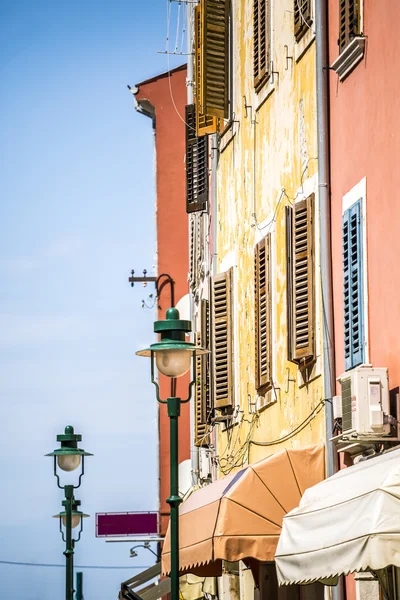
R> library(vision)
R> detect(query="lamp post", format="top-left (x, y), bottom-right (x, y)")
top-left (46, 426), bottom-right (92, 600)
top-left (136, 308), bottom-right (208, 600)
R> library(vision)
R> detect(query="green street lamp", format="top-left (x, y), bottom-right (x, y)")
top-left (136, 308), bottom-right (208, 600)
top-left (46, 426), bottom-right (92, 600)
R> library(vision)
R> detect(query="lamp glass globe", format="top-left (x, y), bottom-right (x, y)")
top-left (62, 514), bottom-right (81, 529)
top-left (155, 349), bottom-right (191, 378)
top-left (57, 454), bottom-right (81, 472)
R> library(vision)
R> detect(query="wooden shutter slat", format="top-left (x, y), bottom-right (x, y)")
top-left (201, 0), bottom-right (229, 119)
top-left (339, 0), bottom-right (361, 51)
top-left (254, 0), bottom-right (271, 89)
top-left (254, 235), bottom-right (272, 391)
top-left (186, 104), bottom-right (209, 213)
top-left (343, 201), bottom-right (364, 370)
top-left (294, 0), bottom-right (312, 42)
top-left (195, 6), bottom-right (218, 137)
top-left (292, 195), bottom-right (314, 362)
top-left (253, 0), bottom-right (271, 89)
top-left (195, 299), bottom-right (213, 446)
top-left (211, 269), bottom-right (234, 409)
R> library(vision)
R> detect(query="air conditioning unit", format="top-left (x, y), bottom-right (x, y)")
top-left (338, 366), bottom-right (390, 437)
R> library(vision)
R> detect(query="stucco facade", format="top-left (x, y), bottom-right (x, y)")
top-left (134, 65), bottom-right (190, 539)
top-left (209, 0), bottom-right (326, 472)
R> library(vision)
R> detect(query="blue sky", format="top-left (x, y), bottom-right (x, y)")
top-left (0, 0), bottom-right (185, 597)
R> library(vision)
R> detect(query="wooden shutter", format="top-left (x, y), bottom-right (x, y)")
top-left (343, 200), bottom-right (364, 370)
top-left (195, 299), bottom-right (213, 446)
top-left (201, 0), bottom-right (229, 119)
top-left (292, 195), bottom-right (314, 362)
top-left (186, 104), bottom-right (209, 213)
top-left (195, 6), bottom-right (218, 137)
top-left (294, 0), bottom-right (312, 43)
top-left (254, 235), bottom-right (272, 391)
top-left (254, 0), bottom-right (271, 89)
top-left (285, 206), bottom-right (294, 361)
top-left (211, 269), bottom-right (234, 409)
top-left (189, 215), bottom-right (196, 292)
top-left (339, 0), bottom-right (361, 51)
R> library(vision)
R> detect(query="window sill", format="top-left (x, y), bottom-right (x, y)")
top-left (331, 37), bottom-right (366, 82)
top-left (256, 387), bottom-right (277, 412)
top-left (220, 120), bottom-right (236, 154)
top-left (255, 75), bottom-right (276, 111)
top-left (294, 27), bottom-right (315, 63)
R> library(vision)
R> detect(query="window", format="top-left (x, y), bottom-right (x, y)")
top-left (343, 199), bottom-right (364, 370)
top-left (195, 299), bottom-right (213, 446)
top-left (211, 268), bottom-right (234, 409)
top-left (339, 0), bottom-right (361, 52)
top-left (294, 0), bottom-right (312, 43)
top-left (194, 6), bottom-right (218, 136)
top-left (201, 0), bottom-right (229, 120)
top-left (185, 104), bottom-right (209, 214)
top-left (253, 0), bottom-right (271, 90)
top-left (331, 0), bottom-right (364, 81)
top-left (286, 195), bottom-right (315, 364)
top-left (254, 235), bottom-right (272, 392)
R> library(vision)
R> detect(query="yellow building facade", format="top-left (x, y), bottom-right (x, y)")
top-left (185, 0), bottom-right (328, 596)
top-left (190, 0), bottom-right (326, 477)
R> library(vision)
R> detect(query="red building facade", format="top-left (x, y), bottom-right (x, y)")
top-left (328, 3), bottom-right (400, 599)
top-left (134, 65), bottom-right (190, 540)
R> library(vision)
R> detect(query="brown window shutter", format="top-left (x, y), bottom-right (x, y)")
top-left (185, 104), bottom-right (209, 213)
top-left (254, 235), bottom-right (272, 391)
top-left (254, 0), bottom-right (271, 90)
top-left (339, 0), bottom-right (361, 51)
top-left (285, 206), bottom-right (294, 361)
top-left (189, 216), bottom-right (196, 292)
top-left (201, 0), bottom-right (229, 119)
top-left (211, 268), bottom-right (234, 409)
top-left (292, 194), bottom-right (315, 362)
top-left (194, 299), bottom-right (212, 446)
top-left (195, 6), bottom-right (218, 137)
top-left (294, 0), bottom-right (312, 43)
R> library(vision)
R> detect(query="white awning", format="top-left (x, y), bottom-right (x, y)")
top-left (275, 446), bottom-right (400, 586)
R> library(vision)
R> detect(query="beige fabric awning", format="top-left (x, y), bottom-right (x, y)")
top-left (162, 445), bottom-right (325, 577)
top-left (275, 446), bottom-right (400, 586)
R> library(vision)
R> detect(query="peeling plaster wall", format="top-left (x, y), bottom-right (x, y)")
top-left (214, 0), bottom-right (326, 472)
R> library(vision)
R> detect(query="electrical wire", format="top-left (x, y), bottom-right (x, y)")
top-left (165, 0), bottom-right (196, 131)
top-left (248, 399), bottom-right (326, 448)
top-left (0, 560), bottom-right (148, 569)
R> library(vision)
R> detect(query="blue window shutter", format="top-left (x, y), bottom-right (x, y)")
top-left (343, 200), bottom-right (364, 370)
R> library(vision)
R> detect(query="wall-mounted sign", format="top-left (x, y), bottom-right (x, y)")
top-left (96, 511), bottom-right (158, 537)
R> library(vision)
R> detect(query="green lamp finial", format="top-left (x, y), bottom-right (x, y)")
top-left (166, 307), bottom-right (179, 320)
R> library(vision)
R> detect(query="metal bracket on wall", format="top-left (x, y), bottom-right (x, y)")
top-left (285, 367), bottom-right (296, 394)
top-left (284, 45), bottom-right (293, 70)
top-left (129, 269), bottom-right (175, 308)
top-left (270, 62), bottom-right (280, 85)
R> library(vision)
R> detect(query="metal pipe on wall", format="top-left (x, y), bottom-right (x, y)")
top-left (315, 2), bottom-right (343, 599)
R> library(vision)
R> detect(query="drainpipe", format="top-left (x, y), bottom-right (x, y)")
top-left (315, 3), bottom-right (343, 600)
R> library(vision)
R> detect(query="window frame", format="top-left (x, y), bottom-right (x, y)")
top-left (211, 268), bottom-right (235, 410)
top-left (254, 234), bottom-right (273, 394)
top-left (294, 0), bottom-right (313, 44)
top-left (194, 298), bottom-right (213, 446)
top-left (253, 0), bottom-right (271, 92)
top-left (342, 178), bottom-right (368, 372)
top-left (286, 194), bottom-right (315, 365)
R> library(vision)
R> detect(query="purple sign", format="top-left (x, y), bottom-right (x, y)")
top-left (96, 512), bottom-right (158, 537)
